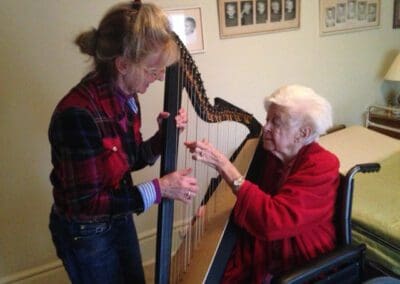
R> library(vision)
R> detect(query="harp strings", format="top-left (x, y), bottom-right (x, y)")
top-left (165, 35), bottom-right (254, 283)
top-left (169, 68), bottom-right (240, 284)
top-left (173, 112), bottom-right (244, 283)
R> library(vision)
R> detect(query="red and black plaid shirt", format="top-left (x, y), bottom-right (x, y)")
top-left (49, 72), bottom-right (161, 220)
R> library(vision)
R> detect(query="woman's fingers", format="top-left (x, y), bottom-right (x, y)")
top-left (176, 108), bottom-right (188, 131)
top-left (157, 109), bottom-right (187, 132)
top-left (157, 111), bottom-right (170, 128)
top-left (184, 140), bottom-right (222, 169)
top-left (159, 168), bottom-right (199, 203)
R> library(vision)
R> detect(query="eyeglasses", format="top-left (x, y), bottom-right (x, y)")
top-left (143, 66), bottom-right (165, 79)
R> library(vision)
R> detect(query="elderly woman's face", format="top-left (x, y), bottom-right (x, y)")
top-left (262, 104), bottom-right (302, 162)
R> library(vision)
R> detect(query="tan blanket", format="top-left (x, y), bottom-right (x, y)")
top-left (319, 125), bottom-right (400, 174)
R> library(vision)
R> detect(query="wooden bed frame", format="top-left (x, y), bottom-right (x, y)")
top-left (365, 105), bottom-right (400, 139)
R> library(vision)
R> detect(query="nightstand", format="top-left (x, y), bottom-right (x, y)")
top-left (366, 105), bottom-right (400, 139)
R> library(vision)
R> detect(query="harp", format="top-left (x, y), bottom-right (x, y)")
top-left (155, 33), bottom-right (262, 283)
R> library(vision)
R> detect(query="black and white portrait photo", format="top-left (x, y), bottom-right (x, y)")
top-left (336, 3), bottom-right (346, 23)
top-left (367, 3), bottom-right (377, 22)
top-left (271, 0), bottom-right (282, 22)
top-left (225, 2), bottom-right (238, 27)
top-left (347, 0), bottom-right (356, 20)
top-left (284, 0), bottom-right (296, 20)
top-left (325, 7), bottom-right (336, 27)
top-left (358, 1), bottom-right (367, 21)
top-left (256, 0), bottom-right (268, 24)
top-left (240, 1), bottom-right (254, 25)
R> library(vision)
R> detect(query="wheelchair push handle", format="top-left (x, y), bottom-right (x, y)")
top-left (356, 163), bottom-right (380, 173)
top-left (346, 163), bottom-right (380, 181)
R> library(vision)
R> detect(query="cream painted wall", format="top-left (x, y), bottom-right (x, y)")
top-left (0, 0), bottom-right (399, 282)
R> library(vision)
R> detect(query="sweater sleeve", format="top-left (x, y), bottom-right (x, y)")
top-left (233, 149), bottom-right (339, 241)
top-left (131, 131), bottom-right (162, 170)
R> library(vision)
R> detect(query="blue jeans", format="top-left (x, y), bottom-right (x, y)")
top-left (49, 210), bottom-right (145, 284)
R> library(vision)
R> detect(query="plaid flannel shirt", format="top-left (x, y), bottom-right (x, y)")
top-left (49, 72), bottom-right (161, 220)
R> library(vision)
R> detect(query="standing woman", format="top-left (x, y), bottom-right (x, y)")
top-left (48, 2), bottom-right (198, 284)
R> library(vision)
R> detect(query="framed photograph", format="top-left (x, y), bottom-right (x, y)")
top-left (165, 7), bottom-right (205, 54)
top-left (217, 0), bottom-right (300, 38)
top-left (394, 0), bottom-right (400, 28)
top-left (319, 0), bottom-right (381, 35)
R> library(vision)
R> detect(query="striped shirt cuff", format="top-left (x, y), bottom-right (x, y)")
top-left (137, 180), bottom-right (162, 210)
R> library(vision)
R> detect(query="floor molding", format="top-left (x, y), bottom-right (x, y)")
top-left (0, 260), bottom-right (63, 284)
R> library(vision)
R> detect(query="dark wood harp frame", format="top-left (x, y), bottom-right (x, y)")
top-left (155, 33), bottom-right (262, 283)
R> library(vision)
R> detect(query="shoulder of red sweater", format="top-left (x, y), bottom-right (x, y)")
top-left (298, 142), bottom-right (339, 168)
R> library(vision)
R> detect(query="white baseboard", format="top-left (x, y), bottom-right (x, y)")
top-left (0, 222), bottom-right (187, 283)
top-left (0, 260), bottom-right (68, 284)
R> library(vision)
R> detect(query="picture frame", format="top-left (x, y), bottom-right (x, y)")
top-left (165, 7), bottom-right (205, 54)
top-left (319, 0), bottom-right (381, 36)
top-left (217, 0), bottom-right (300, 39)
top-left (394, 0), bottom-right (400, 28)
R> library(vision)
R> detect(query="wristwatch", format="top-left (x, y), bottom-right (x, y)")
top-left (232, 175), bottom-right (244, 192)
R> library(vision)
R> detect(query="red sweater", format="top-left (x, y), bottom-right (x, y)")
top-left (222, 142), bottom-right (340, 283)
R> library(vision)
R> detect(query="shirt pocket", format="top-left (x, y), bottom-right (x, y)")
top-left (101, 137), bottom-right (129, 189)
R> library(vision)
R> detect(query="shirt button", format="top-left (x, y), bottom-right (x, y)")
top-left (112, 146), bottom-right (118, 152)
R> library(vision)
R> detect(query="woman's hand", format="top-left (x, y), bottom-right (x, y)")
top-left (175, 108), bottom-right (187, 132)
top-left (184, 139), bottom-right (229, 170)
top-left (184, 139), bottom-right (242, 194)
top-left (158, 168), bottom-right (198, 204)
top-left (157, 111), bottom-right (170, 131)
top-left (157, 108), bottom-right (187, 132)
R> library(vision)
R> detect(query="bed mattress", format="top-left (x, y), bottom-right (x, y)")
top-left (319, 126), bottom-right (400, 275)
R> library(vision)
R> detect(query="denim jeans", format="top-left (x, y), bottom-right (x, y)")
top-left (49, 210), bottom-right (145, 284)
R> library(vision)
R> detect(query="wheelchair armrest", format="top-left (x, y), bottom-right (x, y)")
top-left (272, 244), bottom-right (366, 284)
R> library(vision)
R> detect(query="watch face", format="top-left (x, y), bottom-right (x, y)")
top-left (233, 176), bottom-right (244, 188)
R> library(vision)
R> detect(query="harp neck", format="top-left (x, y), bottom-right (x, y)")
top-left (174, 33), bottom-right (260, 137)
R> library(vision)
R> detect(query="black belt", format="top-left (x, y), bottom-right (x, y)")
top-left (51, 205), bottom-right (130, 223)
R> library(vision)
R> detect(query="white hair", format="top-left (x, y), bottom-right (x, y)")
top-left (264, 84), bottom-right (333, 142)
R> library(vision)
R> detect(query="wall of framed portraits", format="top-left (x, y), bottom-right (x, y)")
top-left (0, 1), bottom-right (399, 283)
top-left (319, 0), bottom-right (381, 35)
top-left (217, 0), bottom-right (301, 38)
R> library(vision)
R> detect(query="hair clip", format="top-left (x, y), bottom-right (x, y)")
top-left (131, 0), bottom-right (141, 11)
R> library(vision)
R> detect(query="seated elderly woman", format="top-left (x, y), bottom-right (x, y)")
top-left (185, 84), bottom-right (340, 283)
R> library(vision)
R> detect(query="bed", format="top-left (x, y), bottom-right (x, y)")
top-left (319, 125), bottom-right (400, 276)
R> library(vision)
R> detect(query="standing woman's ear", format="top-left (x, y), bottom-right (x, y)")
top-left (115, 56), bottom-right (130, 75)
